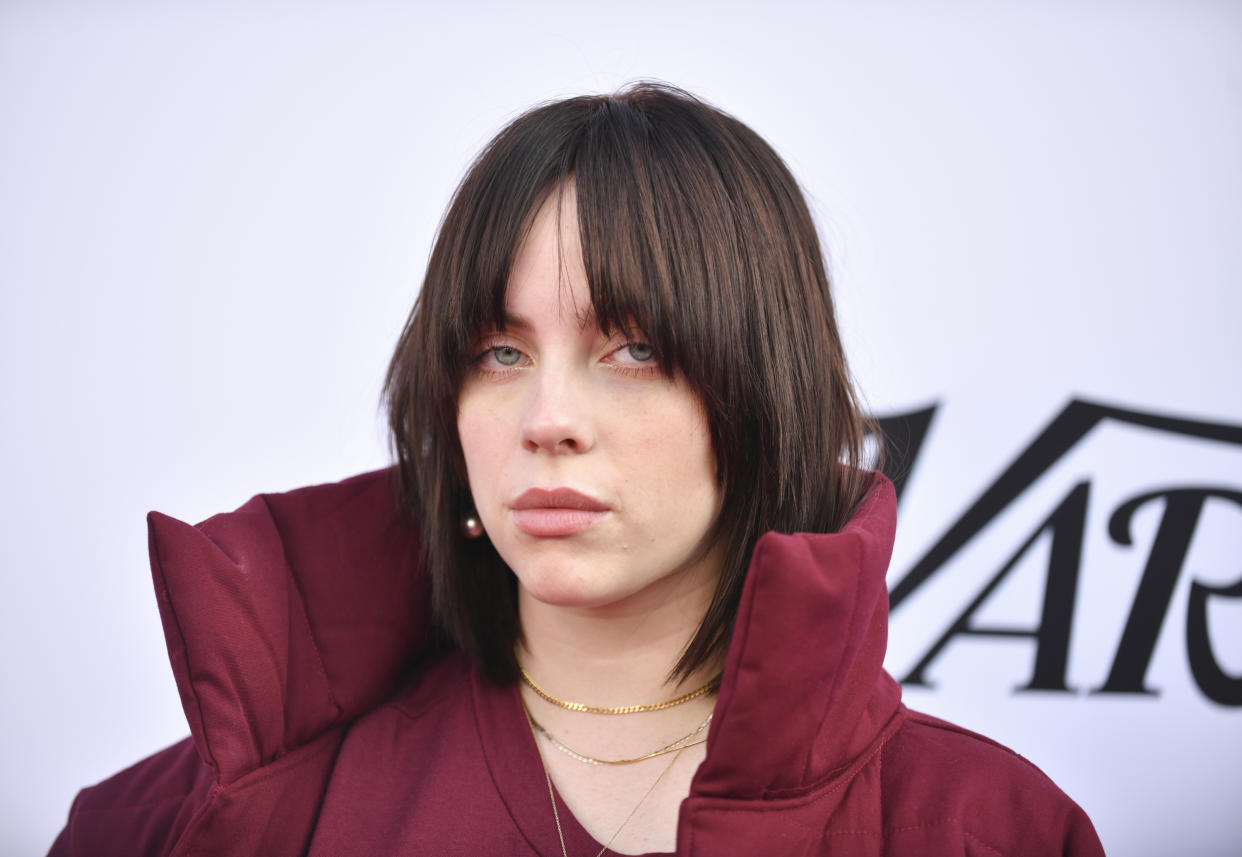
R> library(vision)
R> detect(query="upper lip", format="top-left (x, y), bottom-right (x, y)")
top-left (512, 488), bottom-right (610, 512)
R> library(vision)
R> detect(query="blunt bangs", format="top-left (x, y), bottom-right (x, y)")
top-left (386, 83), bottom-right (872, 683)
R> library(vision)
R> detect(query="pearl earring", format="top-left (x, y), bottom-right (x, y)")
top-left (461, 513), bottom-right (484, 539)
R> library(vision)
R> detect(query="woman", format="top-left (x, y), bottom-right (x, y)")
top-left (52, 84), bottom-right (1103, 856)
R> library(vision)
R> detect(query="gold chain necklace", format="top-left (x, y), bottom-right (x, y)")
top-left (519, 664), bottom-right (721, 715)
top-left (526, 706), bottom-right (687, 857)
top-left (526, 705), bottom-right (712, 766)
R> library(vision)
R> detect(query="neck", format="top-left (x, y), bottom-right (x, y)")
top-left (517, 562), bottom-right (722, 707)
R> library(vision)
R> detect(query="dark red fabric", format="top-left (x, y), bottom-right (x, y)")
top-left (49, 469), bottom-right (425, 857)
top-left (49, 469), bottom-right (1104, 857)
top-left (48, 739), bottom-right (213, 857)
top-left (147, 469), bottom-right (425, 784)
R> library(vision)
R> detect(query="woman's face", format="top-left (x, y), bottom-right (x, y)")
top-left (456, 188), bottom-right (724, 615)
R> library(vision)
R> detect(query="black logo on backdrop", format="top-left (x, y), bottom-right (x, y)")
top-left (875, 399), bottom-right (1242, 707)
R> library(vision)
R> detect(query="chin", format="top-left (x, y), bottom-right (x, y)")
top-left (512, 560), bottom-right (633, 611)
top-left (519, 573), bottom-right (611, 609)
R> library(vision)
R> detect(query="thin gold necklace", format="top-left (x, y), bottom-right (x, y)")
top-left (526, 704), bottom-right (712, 766)
top-left (519, 664), bottom-right (721, 715)
top-left (527, 706), bottom-right (686, 857)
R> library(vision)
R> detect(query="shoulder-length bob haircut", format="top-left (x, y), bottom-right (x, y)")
top-left (386, 82), bottom-right (872, 684)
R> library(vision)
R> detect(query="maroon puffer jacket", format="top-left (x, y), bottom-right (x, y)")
top-left (49, 469), bottom-right (1104, 856)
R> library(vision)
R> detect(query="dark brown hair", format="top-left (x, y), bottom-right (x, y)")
top-left (385, 82), bottom-right (872, 684)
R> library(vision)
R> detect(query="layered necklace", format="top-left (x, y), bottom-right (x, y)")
top-left (520, 664), bottom-right (720, 715)
top-left (527, 707), bottom-right (713, 766)
top-left (519, 665), bottom-right (722, 857)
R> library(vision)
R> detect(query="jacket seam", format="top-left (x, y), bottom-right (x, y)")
top-left (963, 827), bottom-right (1007, 856)
top-left (758, 703), bottom-right (904, 802)
top-left (71, 791), bottom-right (203, 814)
top-left (149, 519), bottom-right (218, 777)
top-left (684, 709), bottom-right (904, 852)
top-left (876, 720), bottom-right (883, 836)
top-left (167, 730), bottom-right (343, 857)
top-left (261, 494), bottom-right (345, 723)
top-left (903, 711), bottom-right (1052, 780)
top-left (819, 816), bottom-right (961, 836)
top-left (168, 783), bottom-right (224, 857)
top-left (803, 533), bottom-right (866, 786)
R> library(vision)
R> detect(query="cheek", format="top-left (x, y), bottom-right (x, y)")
top-left (635, 399), bottom-right (719, 515)
top-left (456, 396), bottom-right (499, 495)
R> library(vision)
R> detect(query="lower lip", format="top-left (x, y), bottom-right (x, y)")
top-left (512, 508), bottom-right (608, 537)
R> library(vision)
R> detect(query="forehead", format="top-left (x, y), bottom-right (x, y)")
top-left (463, 171), bottom-right (664, 353)
top-left (500, 185), bottom-right (599, 333)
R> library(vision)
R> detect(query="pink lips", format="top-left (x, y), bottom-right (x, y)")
top-left (511, 488), bottom-right (610, 537)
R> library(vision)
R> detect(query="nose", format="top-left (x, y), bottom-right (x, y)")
top-left (520, 365), bottom-right (595, 455)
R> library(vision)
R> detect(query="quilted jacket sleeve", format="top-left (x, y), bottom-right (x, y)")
top-left (48, 739), bottom-right (214, 857)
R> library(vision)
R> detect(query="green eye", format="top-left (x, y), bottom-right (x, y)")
top-left (494, 347), bottom-right (522, 366)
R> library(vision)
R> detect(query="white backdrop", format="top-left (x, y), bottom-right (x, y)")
top-left (3, 2), bottom-right (1240, 854)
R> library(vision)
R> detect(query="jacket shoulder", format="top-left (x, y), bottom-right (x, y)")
top-left (50, 729), bottom-right (347, 857)
top-left (48, 739), bottom-right (213, 857)
top-left (880, 709), bottom-right (1104, 856)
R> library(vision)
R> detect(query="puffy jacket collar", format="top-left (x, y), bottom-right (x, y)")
top-left (146, 469), bottom-right (425, 785)
top-left (147, 468), bottom-right (898, 795)
top-left (692, 474), bottom-right (902, 798)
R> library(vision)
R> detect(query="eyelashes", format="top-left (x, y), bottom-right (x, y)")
top-left (615, 342), bottom-right (655, 365)
top-left (469, 343), bottom-right (531, 375)
top-left (486, 345), bottom-right (526, 368)
top-left (468, 337), bottom-right (659, 379)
